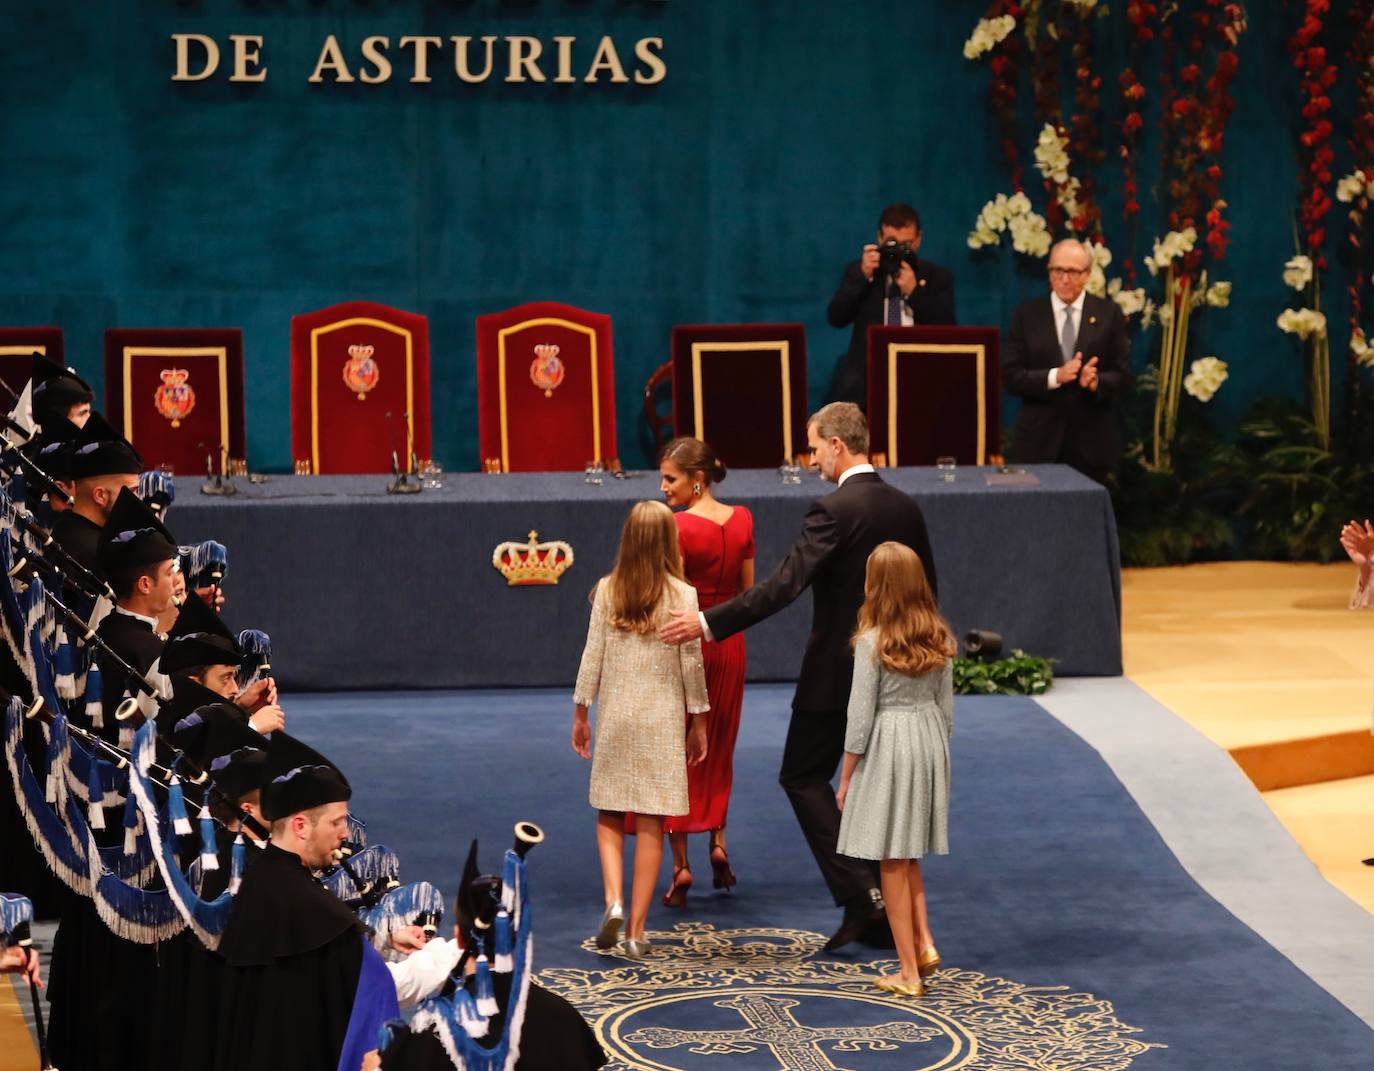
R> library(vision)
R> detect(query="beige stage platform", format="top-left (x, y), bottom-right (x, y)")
top-left (1123, 561), bottom-right (1374, 915)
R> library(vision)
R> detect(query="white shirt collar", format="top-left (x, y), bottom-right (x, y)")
top-left (114, 605), bottom-right (160, 630)
top-left (837, 463), bottom-right (876, 487)
top-left (1051, 290), bottom-right (1086, 316)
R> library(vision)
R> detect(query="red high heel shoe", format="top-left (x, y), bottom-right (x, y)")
top-left (710, 845), bottom-right (737, 891)
top-left (662, 866), bottom-right (693, 908)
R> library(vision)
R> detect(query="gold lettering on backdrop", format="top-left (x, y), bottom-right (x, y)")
top-left (308, 35), bottom-right (355, 83)
top-left (634, 37), bottom-right (666, 84)
top-left (584, 36), bottom-right (629, 84)
top-left (229, 35), bottom-right (267, 82)
top-left (506, 37), bottom-right (546, 83)
top-left (452, 35), bottom-right (498, 83)
top-left (552, 36), bottom-right (576, 83)
top-left (170, 32), bottom-right (667, 86)
top-left (360, 37), bottom-right (392, 83)
top-left (171, 34), bottom-right (220, 81)
top-left (399, 36), bottom-right (443, 83)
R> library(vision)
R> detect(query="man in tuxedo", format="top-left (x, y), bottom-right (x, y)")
top-left (1003, 238), bottom-right (1132, 483)
top-left (661, 402), bottom-right (937, 951)
top-left (826, 203), bottom-right (957, 408)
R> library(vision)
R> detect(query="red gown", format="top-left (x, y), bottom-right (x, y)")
top-left (665, 506), bottom-right (754, 834)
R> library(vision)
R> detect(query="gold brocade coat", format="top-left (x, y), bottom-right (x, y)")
top-left (574, 576), bottom-right (710, 816)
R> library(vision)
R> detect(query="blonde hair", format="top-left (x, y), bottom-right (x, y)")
top-left (604, 500), bottom-right (684, 634)
top-left (853, 542), bottom-right (955, 675)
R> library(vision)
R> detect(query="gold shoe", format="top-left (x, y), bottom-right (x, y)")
top-left (918, 945), bottom-right (941, 979)
top-left (876, 975), bottom-right (924, 997)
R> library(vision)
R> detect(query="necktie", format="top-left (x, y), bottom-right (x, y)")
top-left (1060, 305), bottom-right (1077, 363)
top-left (886, 281), bottom-right (903, 326)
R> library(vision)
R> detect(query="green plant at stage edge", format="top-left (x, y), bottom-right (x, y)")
top-left (953, 651), bottom-right (1054, 696)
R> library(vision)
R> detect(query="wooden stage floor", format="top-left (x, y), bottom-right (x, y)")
top-left (1122, 561), bottom-right (1374, 915)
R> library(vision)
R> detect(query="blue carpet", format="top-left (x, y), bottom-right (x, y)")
top-left (289, 686), bottom-right (1371, 1069)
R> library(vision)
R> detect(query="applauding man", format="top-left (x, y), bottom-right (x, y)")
top-left (1003, 238), bottom-right (1132, 484)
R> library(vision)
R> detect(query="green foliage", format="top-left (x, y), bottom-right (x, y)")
top-left (1229, 397), bottom-right (1374, 562)
top-left (953, 651), bottom-right (1055, 696)
top-left (1111, 373), bottom-right (1245, 566)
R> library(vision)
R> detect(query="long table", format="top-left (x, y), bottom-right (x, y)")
top-left (170, 466), bottom-right (1121, 691)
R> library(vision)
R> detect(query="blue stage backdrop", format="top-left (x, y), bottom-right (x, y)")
top-left (0, 2), bottom-right (1310, 471)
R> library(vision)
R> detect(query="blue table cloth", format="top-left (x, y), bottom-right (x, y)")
top-left (169, 465), bottom-right (1121, 691)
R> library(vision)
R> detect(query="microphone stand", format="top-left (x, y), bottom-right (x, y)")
top-left (199, 442), bottom-right (237, 497)
top-left (385, 412), bottom-right (421, 495)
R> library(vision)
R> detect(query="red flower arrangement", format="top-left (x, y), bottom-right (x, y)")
top-left (1290, 0), bottom-right (1338, 267)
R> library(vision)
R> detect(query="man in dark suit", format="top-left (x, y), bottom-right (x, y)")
top-left (661, 402), bottom-right (937, 951)
top-left (826, 203), bottom-right (957, 408)
top-left (1003, 238), bottom-right (1133, 483)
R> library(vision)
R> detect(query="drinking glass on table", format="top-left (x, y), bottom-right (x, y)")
top-left (584, 460), bottom-right (605, 486)
top-left (936, 456), bottom-right (957, 482)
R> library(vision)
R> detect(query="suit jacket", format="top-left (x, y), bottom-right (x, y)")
top-left (826, 258), bottom-right (957, 406)
top-left (704, 472), bottom-right (937, 713)
top-left (94, 610), bottom-right (165, 739)
top-left (1003, 293), bottom-right (1132, 472)
top-left (51, 511), bottom-right (104, 576)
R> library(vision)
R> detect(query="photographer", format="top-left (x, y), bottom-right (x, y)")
top-left (826, 203), bottom-right (957, 407)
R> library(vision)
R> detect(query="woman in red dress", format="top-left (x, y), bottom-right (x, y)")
top-left (658, 437), bottom-right (754, 906)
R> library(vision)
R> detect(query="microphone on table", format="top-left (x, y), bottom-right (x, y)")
top-left (199, 441), bottom-right (237, 497)
top-left (385, 411), bottom-right (421, 495)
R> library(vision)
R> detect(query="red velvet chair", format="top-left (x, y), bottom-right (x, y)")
top-left (0, 327), bottom-right (65, 404)
top-left (475, 302), bottom-right (617, 473)
top-left (867, 325), bottom-right (1001, 466)
top-left (103, 328), bottom-right (246, 474)
top-left (670, 323), bottom-right (809, 469)
top-left (290, 302), bottom-right (432, 475)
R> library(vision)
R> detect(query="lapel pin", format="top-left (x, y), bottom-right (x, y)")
top-left (919, 278), bottom-right (927, 287)
top-left (1088, 315), bottom-right (1097, 324)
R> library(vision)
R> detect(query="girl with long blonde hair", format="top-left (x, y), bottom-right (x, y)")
top-left (572, 500), bottom-right (710, 958)
top-left (835, 541), bottom-right (955, 997)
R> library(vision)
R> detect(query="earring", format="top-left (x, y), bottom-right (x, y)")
top-left (692, 482), bottom-right (702, 497)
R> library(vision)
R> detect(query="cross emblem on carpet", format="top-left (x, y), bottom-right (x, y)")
top-left (538, 922), bottom-right (1165, 1070)
top-left (624, 992), bottom-right (938, 1070)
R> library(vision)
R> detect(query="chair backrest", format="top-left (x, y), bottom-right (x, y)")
top-left (643, 361), bottom-right (673, 456)
top-left (0, 327), bottom-right (65, 405)
top-left (866, 325), bottom-right (1001, 466)
top-left (475, 302), bottom-right (617, 473)
top-left (670, 323), bottom-right (809, 469)
top-left (290, 302), bottom-right (432, 475)
top-left (103, 328), bottom-right (246, 475)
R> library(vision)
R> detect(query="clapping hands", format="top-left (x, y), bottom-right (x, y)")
top-left (1340, 519), bottom-right (1374, 567)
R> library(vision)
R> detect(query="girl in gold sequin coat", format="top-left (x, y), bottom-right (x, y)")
top-left (572, 501), bottom-right (710, 957)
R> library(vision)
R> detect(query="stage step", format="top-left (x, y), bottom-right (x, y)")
top-left (1231, 730), bottom-right (1374, 792)
top-left (1263, 773), bottom-right (1374, 915)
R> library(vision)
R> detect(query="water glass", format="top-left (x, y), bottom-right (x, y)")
top-left (584, 460), bottom-right (605, 486)
top-left (421, 460), bottom-right (444, 490)
top-left (936, 456), bottom-right (957, 482)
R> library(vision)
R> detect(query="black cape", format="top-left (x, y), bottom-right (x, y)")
top-left (381, 977), bottom-right (606, 1071)
top-left (51, 510), bottom-right (104, 576)
top-left (215, 843), bottom-right (366, 1071)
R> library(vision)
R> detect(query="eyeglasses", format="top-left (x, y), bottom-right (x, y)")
top-left (1048, 267), bottom-right (1089, 277)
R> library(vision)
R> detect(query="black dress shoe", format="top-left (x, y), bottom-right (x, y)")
top-left (824, 889), bottom-right (886, 953)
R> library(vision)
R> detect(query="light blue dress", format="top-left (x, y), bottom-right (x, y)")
top-left (836, 630), bottom-right (953, 860)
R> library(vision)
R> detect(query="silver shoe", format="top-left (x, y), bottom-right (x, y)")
top-left (622, 937), bottom-right (652, 960)
top-left (595, 902), bottom-right (624, 950)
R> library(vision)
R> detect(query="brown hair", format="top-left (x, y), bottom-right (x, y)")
top-left (879, 203), bottom-right (921, 233)
top-left (853, 542), bottom-right (955, 675)
top-left (659, 436), bottom-right (728, 485)
top-left (808, 402), bottom-right (869, 455)
top-left (604, 500), bottom-right (684, 634)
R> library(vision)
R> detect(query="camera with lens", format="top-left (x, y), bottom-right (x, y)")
top-left (877, 238), bottom-right (917, 278)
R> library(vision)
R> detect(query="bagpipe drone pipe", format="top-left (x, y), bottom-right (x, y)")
top-left (384, 823), bottom-right (544, 1071)
top-left (1, 892), bottom-right (55, 1071)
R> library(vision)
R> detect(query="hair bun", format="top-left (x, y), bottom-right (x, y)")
top-left (712, 458), bottom-right (728, 484)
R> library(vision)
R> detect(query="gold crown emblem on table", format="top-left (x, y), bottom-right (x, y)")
top-left (491, 530), bottom-right (574, 586)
